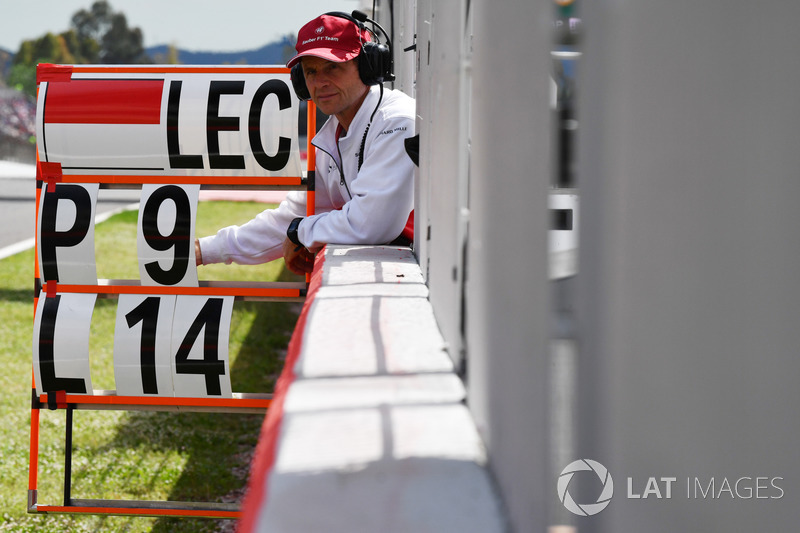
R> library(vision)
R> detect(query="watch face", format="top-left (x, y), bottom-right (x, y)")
top-left (288, 217), bottom-right (303, 245)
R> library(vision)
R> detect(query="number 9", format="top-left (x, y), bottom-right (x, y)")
top-left (138, 184), bottom-right (199, 287)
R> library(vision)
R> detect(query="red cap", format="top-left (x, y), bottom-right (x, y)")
top-left (286, 13), bottom-right (371, 68)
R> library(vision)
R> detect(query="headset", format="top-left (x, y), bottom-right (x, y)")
top-left (290, 10), bottom-right (395, 101)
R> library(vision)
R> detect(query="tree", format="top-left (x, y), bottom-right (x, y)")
top-left (72, 1), bottom-right (150, 64)
top-left (60, 29), bottom-right (98, 63)
top-left (100, 13), bottom-right (148, 63)
top-left (15, 33), bottom-right (77, 65)
top-left (9, 33), bottom-right (79, 94)
top-left (8, 1), bottom-right (151, 95)
top-left (7, 64), bottom-right (36, 95)
top-left (71, 0), bottom-right (111, 61)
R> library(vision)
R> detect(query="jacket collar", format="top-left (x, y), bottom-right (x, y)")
top-left (312, 85), bottom-right (383, 156)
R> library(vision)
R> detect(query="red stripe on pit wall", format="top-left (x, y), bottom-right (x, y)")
top-left (45, 79), bottom-right (164, 124)
top-left (237, 248), bottom-right (326, 533)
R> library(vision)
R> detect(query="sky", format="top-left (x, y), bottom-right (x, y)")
top-left (0, 0), bottom-right (364, 53)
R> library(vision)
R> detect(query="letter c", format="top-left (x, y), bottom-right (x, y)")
top-left (249, 79), bottom-right (292, 171)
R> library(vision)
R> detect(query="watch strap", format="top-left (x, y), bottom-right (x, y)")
top-left (287, 217), bottom-right (303, 246)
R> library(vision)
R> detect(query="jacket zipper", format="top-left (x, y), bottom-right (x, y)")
top-left (314, 144), bottom-right (352, 200)
top-left (335, 143), bottom-right (352, 199)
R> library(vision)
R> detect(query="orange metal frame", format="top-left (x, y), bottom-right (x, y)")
top-left (49, 174), bottom-right (305, 187)
top-left (46, 282), bottom-right (305, 299)
top-left (28, 65), bottom-right (317, 519)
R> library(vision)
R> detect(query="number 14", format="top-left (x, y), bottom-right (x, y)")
top-left (114, 294), bottom-right (234, 398)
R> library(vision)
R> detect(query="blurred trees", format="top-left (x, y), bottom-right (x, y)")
top-left (8, 1), bottom-right (150, 96)
top-left (72, 1), bottom-right (149, 64)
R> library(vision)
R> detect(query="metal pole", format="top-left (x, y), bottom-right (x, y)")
top-left (63, 406), bottom-right (74, 506)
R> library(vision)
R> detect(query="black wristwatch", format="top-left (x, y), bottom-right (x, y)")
top-left (287, 217), bottom-right (303, 246)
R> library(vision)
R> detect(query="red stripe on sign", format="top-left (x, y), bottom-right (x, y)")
top-left (45, 79), bottom-right (164, 124)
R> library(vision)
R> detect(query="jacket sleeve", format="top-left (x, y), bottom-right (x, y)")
top-left (198, 191), bottom-right (307, 265)
top-left (298, 115), bottom-right (415, 250)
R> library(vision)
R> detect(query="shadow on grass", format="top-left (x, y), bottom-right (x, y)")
top-left (70, 266), bottom-right (302, 533)
top-left (0, 287), bottom-right (35, 303)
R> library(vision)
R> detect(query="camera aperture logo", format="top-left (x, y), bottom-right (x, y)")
top-left (558, 459), bottom-right (614, 516)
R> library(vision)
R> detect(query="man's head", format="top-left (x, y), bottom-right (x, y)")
top-left (287, 13), bottom-right (372, 71)
top-left (287, 13), bottom-right (381, 128)
top-left (288, 12), bottom-right (393, 102)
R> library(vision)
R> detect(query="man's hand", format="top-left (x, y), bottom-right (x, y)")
top-left (195, 238), bottom-right (203, 266)
top-left (282, 237), bottom-right (315, 275)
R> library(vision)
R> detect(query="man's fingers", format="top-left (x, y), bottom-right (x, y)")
top-left (282, 237), bottom-right (316, 275)
top-left (287, 252), bottom-right (314, 275)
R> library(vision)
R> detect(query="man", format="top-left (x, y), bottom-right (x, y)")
top-left (195, 12), bottom-right (416, 275)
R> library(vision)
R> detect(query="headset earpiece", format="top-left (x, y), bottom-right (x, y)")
top-left (290, 63), bottom-right (311, 101)
top-left (358, 40), bottom-right (394, 85)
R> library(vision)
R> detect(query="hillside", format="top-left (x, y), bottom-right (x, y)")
top-left (146, 35), bottom-right (295, 65)
top-left (0, 34), bottom-right (295, 80)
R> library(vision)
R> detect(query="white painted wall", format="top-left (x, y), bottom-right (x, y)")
top-left (577, 1), bottom-right (800, 531)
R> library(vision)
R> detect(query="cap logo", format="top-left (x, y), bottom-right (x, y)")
top-left (315, 25), bottom-right (325, 34)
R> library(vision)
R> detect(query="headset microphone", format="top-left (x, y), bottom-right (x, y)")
top-left (351, 9), bottom-right (369, 23)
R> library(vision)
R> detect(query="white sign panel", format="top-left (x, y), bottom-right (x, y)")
top-left (36, 183), bottom-right (99, 285)
top-left (137, 184), bottom-right (200, 287)
top-left (170, 296), bottom-right (234, 398)
top-left (36, 67), bottom-right (302, 178)
top-left (113, 294), bottom-right (177, 396)
top-left (33, 292), bottom-right (96, 396)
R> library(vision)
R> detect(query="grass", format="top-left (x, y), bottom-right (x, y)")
top-left (0, 200), bottom-right (301, 532)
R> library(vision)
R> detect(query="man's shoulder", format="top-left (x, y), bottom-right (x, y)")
top-left (377, 88), bottom-right (416, 120)
top-left (382, 87), bottom-right (416, 107)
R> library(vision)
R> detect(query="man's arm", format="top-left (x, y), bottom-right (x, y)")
top-left (195, 190), bottom-right (307, 266)
top-left (298, 116), bottom-right (415, 250)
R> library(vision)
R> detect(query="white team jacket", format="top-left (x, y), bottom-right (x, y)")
top-left (198, 84), bottom-right (416, 265)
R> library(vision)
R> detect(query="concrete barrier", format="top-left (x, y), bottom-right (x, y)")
top-left (239, 245), bottom-right (506, 533)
